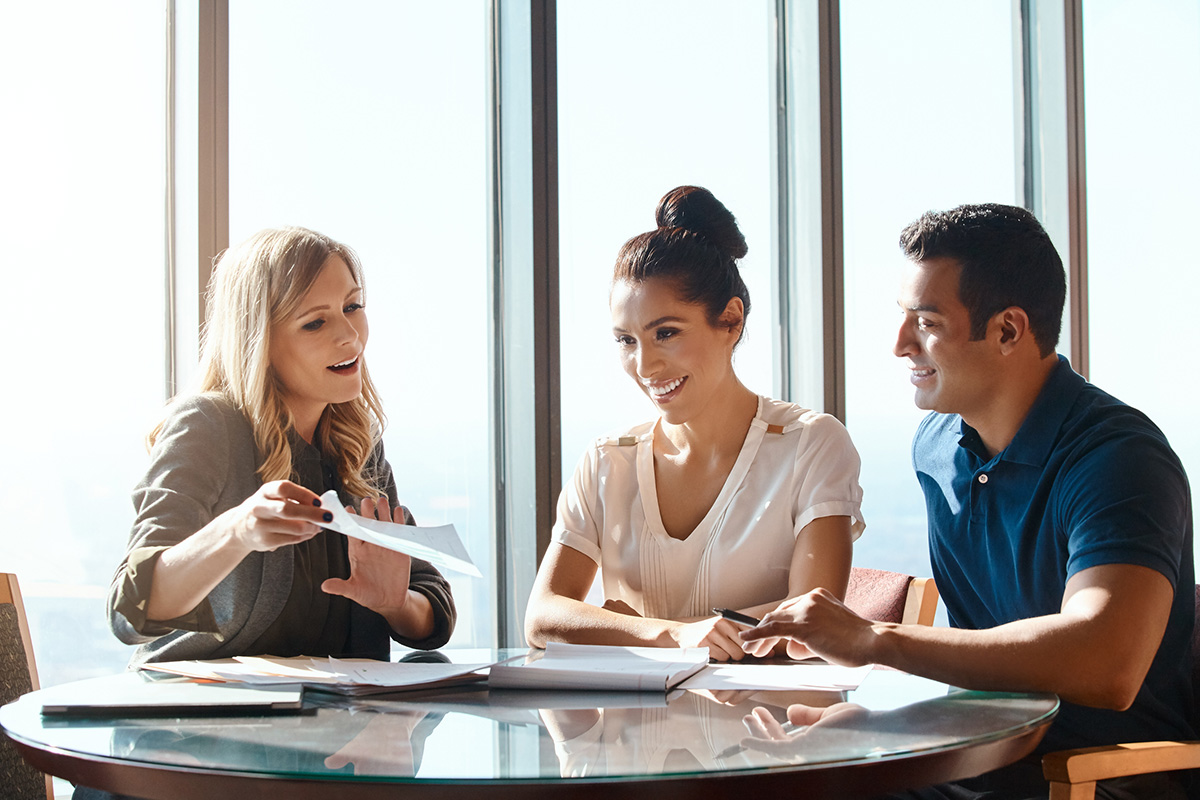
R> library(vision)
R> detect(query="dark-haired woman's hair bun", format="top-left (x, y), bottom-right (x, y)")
top-left (613, 185), bottom-right (752, 346)
top-left (655, 185), bottom-right (748, 261)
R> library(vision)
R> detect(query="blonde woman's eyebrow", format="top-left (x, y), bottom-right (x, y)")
top-left (295, 288), bottom-right (362, 319)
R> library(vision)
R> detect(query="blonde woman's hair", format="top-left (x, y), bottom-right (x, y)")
top-left (151, 226), bottom-right (387, 499)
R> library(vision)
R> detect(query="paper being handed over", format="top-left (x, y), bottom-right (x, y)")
top-left (318, 490), bottom-right (481, 577)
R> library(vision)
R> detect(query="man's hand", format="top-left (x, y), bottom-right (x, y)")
top-left (739, 588), bottom-right (877, 666)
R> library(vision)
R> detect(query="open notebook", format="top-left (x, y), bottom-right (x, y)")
top-left (488, 643), bottom-right (709, 692)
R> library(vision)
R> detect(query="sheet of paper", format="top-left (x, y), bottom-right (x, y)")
top-left (318, 490), bottom-right (482, 577)
top-left (40, 678), bottom-right (304, 716)
top-left (322, 658), bottom-right (490, 687)
top-left (676, 662), bottom-right (874, 692)
top-left (144, 656), bottom-right (492, 690)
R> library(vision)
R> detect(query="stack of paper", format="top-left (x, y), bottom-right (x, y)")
top-left (488, 643), bottom-right (708, 692)
top-left (142, 656), bottom-right (492, 696)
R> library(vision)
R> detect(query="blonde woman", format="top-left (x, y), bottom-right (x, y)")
top-left (107, 227), bottom-right (455, 665)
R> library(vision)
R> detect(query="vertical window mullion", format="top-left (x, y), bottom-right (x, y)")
top-left (819, 0), bottom-right (845, 421)
top-left (775, 0), bottom-right (842, 418)
top-left (489, 0), bottom-right (559, 649)
top-left (1064, 0), bottom-right (1088, 377)
top-left (197, 0), bottom-right (228, 332)
top-left (1017, 0), bottom-right (1086, 374)
top-left (165, 0), bottom-right (178, 400)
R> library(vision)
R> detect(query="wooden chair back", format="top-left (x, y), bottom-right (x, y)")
top-left (1, 572), bottom-right (53, 799)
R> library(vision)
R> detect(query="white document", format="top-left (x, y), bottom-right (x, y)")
top-left (40, 678), bottom-right (304, 716)
top-left (318, 490), bottom-right (482, 577)
top-left (143, 655), bottom-right (493, 696)
top-left (677, 662), bottom-right (874, 692)
top-left (488, 643), bottom-right (709, 692)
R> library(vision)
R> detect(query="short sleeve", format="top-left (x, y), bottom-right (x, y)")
top-left (790, 413), bottom-right (866, 540)
top-left (551, 446), bottom-right (604, 564)
top-left (1059, 431), bottom-right (1190, 588)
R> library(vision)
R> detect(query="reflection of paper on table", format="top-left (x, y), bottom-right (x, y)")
top-left (677, 662), bottom-right (874, 692)
top-left (318, 490), bottom-right (481, 577)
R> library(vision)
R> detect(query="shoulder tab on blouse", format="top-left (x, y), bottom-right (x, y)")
top-left (598, 434), bottom-right (639, 447)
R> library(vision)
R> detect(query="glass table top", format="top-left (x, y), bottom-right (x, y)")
top-left (1, 649), bottom-right (1057, 786)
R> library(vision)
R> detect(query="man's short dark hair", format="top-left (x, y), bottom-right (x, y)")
top-left (899, 204), bottom-right (1066, 357)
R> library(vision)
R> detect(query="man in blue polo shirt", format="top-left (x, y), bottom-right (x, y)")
top-left (742, 203), bottom-right (1195, 799)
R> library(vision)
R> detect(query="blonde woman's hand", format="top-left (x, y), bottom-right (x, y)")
top-left (222, 480), bottom-right (327, 553)
top-left (321, 496), bottom-right (414, 614)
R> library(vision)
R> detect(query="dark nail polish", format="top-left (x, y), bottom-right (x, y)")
top-left (323, 511), bottom-right (333, 522)
top-left (313, 498), bottom-right (321, 506)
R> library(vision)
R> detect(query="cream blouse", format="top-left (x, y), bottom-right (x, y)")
top-left (552, 396), bottom-right (865, 619)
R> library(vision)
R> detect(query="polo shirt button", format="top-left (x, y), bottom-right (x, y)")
top-left (978, 473), bottom-right (989, 484)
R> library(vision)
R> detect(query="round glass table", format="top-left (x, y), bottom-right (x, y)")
top-left (1, 649), bottom-right (1057, 799)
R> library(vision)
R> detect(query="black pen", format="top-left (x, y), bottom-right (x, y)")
top-left (713, 607), bottom-right (761, 628)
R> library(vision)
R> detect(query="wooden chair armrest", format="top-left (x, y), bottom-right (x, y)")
top-left (1043, 740), bottom-right (1200, 785)
top-left (902, 577), bottom-right (939, 626)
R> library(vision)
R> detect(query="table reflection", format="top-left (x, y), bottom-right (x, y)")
top-left (540, 689), bottom-right (846, 777)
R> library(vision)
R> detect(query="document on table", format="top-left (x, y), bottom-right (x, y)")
top-left (142, 655), bottom-right (495, 696)
top-left (489, 643), bottom-right (709, 692)
top-left (677, 661), bottom-right (874, 692)
top-left (40, 677), bottom-right (304, 716)
top-left (318, 490), bottom-right (481, 577)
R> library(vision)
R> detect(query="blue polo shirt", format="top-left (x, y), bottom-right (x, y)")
top-left (913, 356), bottom-right (1195, 753)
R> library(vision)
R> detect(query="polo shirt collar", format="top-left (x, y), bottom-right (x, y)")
top-left (958, 355), bottom-right (1084, 468)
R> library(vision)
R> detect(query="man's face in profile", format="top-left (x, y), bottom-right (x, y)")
top-left (894, 257), bottom-right (1000, 420)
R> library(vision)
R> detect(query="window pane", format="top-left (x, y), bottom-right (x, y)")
top-left (558, 0), bottom-right (775, 483)
top-left (1084, 2), bottom-right (1200, 571)
top-left (0, 5), bottom-right (167, 684)
top-left (841, 0), bottom-right (1019, 579)
top-left (228, 0), bottom-right (491, 646)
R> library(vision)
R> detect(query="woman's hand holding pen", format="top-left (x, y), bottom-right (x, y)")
top-left (669, 616), bottom-right (747, 662)
top-left (713, 607), bottom-right (810, 660)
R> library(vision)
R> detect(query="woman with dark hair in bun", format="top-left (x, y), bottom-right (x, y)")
top-left (525, 186), bottom-right (864, 661)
